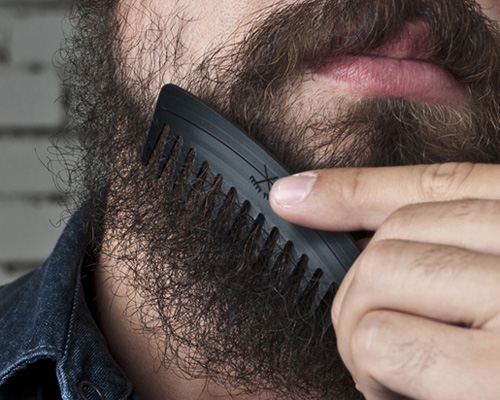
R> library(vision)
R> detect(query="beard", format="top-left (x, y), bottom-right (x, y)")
top-left (61, 0), bottom-right (500, 398)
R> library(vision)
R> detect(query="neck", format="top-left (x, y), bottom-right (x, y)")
top-left (93, 251), bottom-right (272, 400)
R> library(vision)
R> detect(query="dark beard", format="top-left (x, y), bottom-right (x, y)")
top-left (197, 0), bottom-right (500, 171)
top-left (60, 0), bottom-right (500, 398)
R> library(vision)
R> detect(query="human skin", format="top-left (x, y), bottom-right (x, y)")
top-left (118, 0), bottom-right (500, 88)
top-left (270, 163), bottom-right (500, 399)
top-left (104, 0), bottom-right (500, 399)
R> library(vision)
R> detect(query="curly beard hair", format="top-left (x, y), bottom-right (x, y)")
top-left (58, 0), bottom-right (500, 398)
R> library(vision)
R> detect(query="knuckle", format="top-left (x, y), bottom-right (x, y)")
top-left (353, 240), bottom-right (399, 289)
top-left (419, 162), bottom-right (476, 201)
top-left (337, 168), bottom-right (364, 204)
top-left (352, 248), bottom-right (378, 291)
top-left (410, 244), bottom-right (474, 281)
top-left (351, 311), bottom-right (387, 365)
top-left (439, 198), bottom-right (482, 219)
top-left (376, 205), bottom-right (418, 240)
top-left (352, 311), bottom-right (439, 393)
top-left (349, 311), bottom-right (393, 393)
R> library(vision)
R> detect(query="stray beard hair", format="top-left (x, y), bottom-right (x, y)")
top-left (58, 0), bottom-right (500, 398)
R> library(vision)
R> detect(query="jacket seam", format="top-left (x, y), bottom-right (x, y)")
top-left (0, 345), bottom-right (60, 386)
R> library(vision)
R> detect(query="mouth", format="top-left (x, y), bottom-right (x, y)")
top-left (314, 23), bottom-right (465, 105)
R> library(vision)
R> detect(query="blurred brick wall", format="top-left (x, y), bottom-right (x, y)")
top-left (0, 0), bottom-right (73, 284)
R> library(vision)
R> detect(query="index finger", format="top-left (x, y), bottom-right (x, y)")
top-left (269, 163), bottom-right (500, 231)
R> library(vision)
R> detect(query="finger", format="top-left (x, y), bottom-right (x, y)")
top-left (347, 310), bottom-right (500, 400)
top-left (333, 240), bottom-right (500, 342)
top-left (372, 199), bottom-right (500, 256)
top-left (331, 261), bottom-right (357, 326)
top-left (269, 163), bottom-right (500, 231)
top-left (332, 199), bottom-right (500, 327)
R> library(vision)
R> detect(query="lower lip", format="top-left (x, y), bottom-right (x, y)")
top-left (316, 55), bottom-right (464, 105)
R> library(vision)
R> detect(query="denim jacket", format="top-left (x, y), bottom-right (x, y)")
top-left (0, 210), bottom-right (135, 400)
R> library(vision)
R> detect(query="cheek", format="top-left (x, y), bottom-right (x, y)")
top-left (185, 0), bottom-right (283, 54)
top-left (115, 0), bottom-right (297, 86)
top-left (476, 0), bottom-right (500, 22)
top-left (186, 0), bottom-right (300, 51)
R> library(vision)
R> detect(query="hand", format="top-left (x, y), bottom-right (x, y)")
top-left (269, 163), bottom-right (500, 400)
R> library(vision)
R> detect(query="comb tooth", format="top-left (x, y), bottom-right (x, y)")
top-left (157, 135), bottom-right (182, 180)
top-left (258, 227), bottom-right (279, 268)
top-left (279, 252), bottom-right (307, 299)
top-left (296, 268), bottom-right (323, 314)
top-left (272, 240), bottom-right (294, 285)
top-left (278, 253), bottom-right (308, 309)
top-left (290, 254), bottom-right (309, 292)
top-left (296, 268), bottom-right (341, 338)
top-left (156, 128), bottom-right (178, 178)
top-left (202, 174), bottom-right (223, 220)
top-left (277, 240), bottom-right (294, 263)
top-left (249, 214), bottom-right (265, 240)
top-left (211, 187), bottom-right (237, 238)
top-left (172, 148), bottom-right (196, 197)
top-left (242, 213), bottom-right (266, 262)
top-left (245, 226), bottom-right (280, 278)
top-left (142, 120), bottom-right (168, 166)
top-left (185, 161), bottom-right (210, 208)
top-left (212, 187), bottom-right (237, 235)
top-left (312, 275), bottom-right (336, 315)
top-left (230, 201), bottom-right (251, 244)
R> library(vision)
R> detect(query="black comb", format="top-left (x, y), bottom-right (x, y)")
top-left (142, 84), bottom-right (360, 321)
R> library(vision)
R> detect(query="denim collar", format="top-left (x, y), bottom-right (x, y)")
top-left (0, 209), bottom-right (132, 400)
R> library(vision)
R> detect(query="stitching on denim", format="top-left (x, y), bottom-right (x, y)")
top-left (57, 251), bottom-right (84, 400)
top-left (0, 345), bottom-right (60, 385)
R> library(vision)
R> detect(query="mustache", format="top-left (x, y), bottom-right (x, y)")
top-left (232, 0), bottom-right (500, 93)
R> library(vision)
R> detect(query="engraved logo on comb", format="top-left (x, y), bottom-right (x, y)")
top-left (249, 165), bottom-right (279, 200)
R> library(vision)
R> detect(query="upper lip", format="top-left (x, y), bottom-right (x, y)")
top-left (364, 23), bottom-right (434, 61)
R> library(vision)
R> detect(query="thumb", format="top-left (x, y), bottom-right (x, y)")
top-left (269, 163), bottom-right (498, 231)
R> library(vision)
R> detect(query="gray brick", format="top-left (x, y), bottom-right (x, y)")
top-left (0, 67), bottom-right (64, 127)
top-left (0, 202), bottom-right (63, 265)
top-left (0, 0), bottom-right (73, 286)
top-left (11, 13), bottom-right (69, 66)
top-left (0, 136), bottom-right (67, 193)
top-left (0, 1), bottom-right (72, 10)
top-left (0, 25), bottom-right (11, 63)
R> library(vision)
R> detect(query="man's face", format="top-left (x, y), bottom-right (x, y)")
top-left (67, 0), bottom-right (500, 398)
top-left (116, 0), bottom-right (500, 170)
top-left (119, 0), bottom-right (500, 94)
